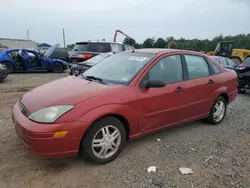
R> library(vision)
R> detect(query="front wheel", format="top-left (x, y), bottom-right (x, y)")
top-left (2, 61), bottom-right (14, 73)
top-left (206, 96), bottom-right (227, 125)
top-left (52, 62), bottom-right (64, 73)
top-left (80, 116), bottom-right (126, 164)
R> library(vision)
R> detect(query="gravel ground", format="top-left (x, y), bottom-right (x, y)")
top-left (0, 73), bottom-right (250, 188)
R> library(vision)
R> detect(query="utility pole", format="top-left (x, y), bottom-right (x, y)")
top-left (63, 29), bottom-right (66, 48)
top-left (27, 30), bottom-right (30, 40)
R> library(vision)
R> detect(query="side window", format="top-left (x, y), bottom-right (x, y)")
top-left (185, 55), bottom-right (209, 79)
top-left (147, 55), bottom-right (183, 84)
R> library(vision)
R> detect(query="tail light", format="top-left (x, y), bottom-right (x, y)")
top-left (78, 54), bottom-right (92, 59)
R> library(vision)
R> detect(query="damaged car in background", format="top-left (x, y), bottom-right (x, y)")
top-left (69, 52), bottom-right (114, 76)
top-left (0, 44), bottom-right (68, 73)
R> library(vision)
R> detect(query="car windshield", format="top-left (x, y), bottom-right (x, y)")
top-left (242, 57), bottom-right (250, 67)
top-left (83, 52), bottom-right (155, 85)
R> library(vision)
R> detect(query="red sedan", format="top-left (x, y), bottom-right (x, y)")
top-left (12, 49), bottom-right (238, 164)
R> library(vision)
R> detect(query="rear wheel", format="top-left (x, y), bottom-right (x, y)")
top-left (52, 62), bottom-right (63, 73)
top-left (80, 116), bottom-right (126, 164)
top-left (206, 96), bottom-right (227, 125)
top-left (2, 61), bottom-right (14, 73)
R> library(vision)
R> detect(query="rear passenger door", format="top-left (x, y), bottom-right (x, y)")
top-left (183, 55), bottom-right (218, 120)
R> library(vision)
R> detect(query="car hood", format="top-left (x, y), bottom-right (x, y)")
top-left (44, 44), bottom-right (60, 58)
top-left (20, 76), bottom-right (117, 113)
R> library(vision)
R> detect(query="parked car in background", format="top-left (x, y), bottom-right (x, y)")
top-left (0, 63), bottom-right (8, 82)
top-left (12, 49), bottom-right (237, 164)
top-left (210, 56), bottom-right (238, 71)
top-left (237, 56), bottom-right (250, 94)
top-left (70, 41), bottom-right (130, 63)
top-left (69, 52), bottom-right (114, 76)
top-left (0, 44), bottom-right (68, 73)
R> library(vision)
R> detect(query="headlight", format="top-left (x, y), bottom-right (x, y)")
top-left (28, 105), bottom-right (74, 123)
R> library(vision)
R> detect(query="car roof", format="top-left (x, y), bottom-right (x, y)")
top-left (75, 41), bottom-right (124, 45)
top-left (133, 48), bottom-right (204, 55)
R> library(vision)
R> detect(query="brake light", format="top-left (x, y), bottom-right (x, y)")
top-left (79, 54), bottom-right (92, 59)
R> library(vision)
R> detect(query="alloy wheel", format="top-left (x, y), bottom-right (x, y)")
top-left (92, 125), bottom-right (121, 159)
top-left (213, 100), bottom-right (226, 122)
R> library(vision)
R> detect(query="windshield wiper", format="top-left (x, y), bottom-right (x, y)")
top-left (83, 75), bottom-right (106, 84)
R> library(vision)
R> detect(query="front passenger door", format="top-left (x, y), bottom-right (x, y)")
top-left (136, 55), bottom-right (189, 133)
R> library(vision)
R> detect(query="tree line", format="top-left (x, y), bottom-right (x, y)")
top-left (123, 34), bottom-right (250, 52)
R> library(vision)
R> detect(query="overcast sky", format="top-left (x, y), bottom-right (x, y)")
top-left (0, 0), bottom-right (250, 46)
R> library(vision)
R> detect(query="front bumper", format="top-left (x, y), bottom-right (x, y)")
top-left (238, 79), bottom-right (250, 88)
top-left (12, 102), bottom-right (89, 158)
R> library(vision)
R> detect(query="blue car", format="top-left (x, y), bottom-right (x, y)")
top-left (0, 44), bottom-right (68, 73)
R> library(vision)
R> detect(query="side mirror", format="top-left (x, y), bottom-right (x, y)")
top-left (140, 80), bottom-right (166, 89)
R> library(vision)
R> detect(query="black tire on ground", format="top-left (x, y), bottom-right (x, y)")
top-left (80, 116), bottom-right (126, 164)
top-left (52, 62), bottom-right (64, 73)
top-left (238, 88), bottom-right (246, 94)
top-left (0, 75), bottom-right (7, 82)
top-left (206, 96), bottom-right (227, 125)
top-left (2, 61), bottom-right (14, 73)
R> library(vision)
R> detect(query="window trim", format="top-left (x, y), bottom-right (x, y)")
top-left (182, 54), bottom-right (213, 80)
top-left (206, 57), bottom-right (222, 75)
top-left (139, 54), bottom-right (185, 87)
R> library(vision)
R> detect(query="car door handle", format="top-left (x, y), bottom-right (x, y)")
top-left (208, 79), bottom-right (215, 84)
top-left (175, 87), bottom-right (184, 92)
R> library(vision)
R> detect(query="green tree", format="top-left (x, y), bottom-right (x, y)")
top-left (153, 38), bottom-right (166, 48)
top-left (66, 44), bottom-right (75, 51)
top-left (142, 38), bottom-right (155, 48)
top-left (123, 37), bottom-right (136, 46)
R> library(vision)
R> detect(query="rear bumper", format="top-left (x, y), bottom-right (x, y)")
top-left (12, 102), bottom-right (90, 158)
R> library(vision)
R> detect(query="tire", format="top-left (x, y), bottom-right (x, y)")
top-left (2, 61), bottom-right (14, 73)
top-left (52, 62), bottom-right (64, 73)
top-left (80, 116), bottom-right (126, 164)
top-left (206, 96), bottom-right (227, 125)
